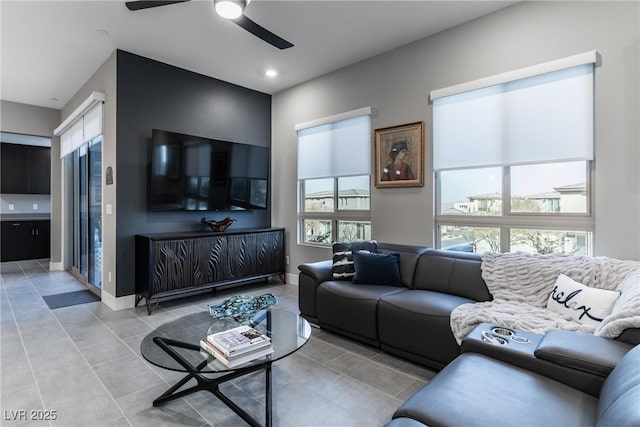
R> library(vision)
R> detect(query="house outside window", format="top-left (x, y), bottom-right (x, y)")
top-left (296, 108), bottom-right (372, 246)
top-left (431, 52), bottom-right (597, 255)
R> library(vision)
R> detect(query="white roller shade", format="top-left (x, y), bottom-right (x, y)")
top-left (433, 62), bottom-right (594, 171)
top-left (83, 102), bottom-right (103, 143)
top-left (297, 112), bottom-right (371, 180)
top-left (55, 91), bottom-right (105, 158)
top-left (59, 119), bottom-right (83, 159)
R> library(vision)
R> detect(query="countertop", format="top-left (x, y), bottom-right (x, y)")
top-left (0, 213), bottom-right (51, 221)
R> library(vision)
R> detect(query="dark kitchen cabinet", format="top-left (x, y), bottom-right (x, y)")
top-left (1, 143), bottom-right (51, 194)
top-left (1, 144), bottom-right (29, 194)
top-left (1, 220), bottom-right (50, 261)
top-left (28, 146), bottom-right (51, 194)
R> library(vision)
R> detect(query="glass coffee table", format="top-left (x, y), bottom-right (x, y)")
top-left (140, 308), bottom-right (311, 427)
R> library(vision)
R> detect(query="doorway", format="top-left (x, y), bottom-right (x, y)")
top-left (71, 136), bottom-right (102, 292)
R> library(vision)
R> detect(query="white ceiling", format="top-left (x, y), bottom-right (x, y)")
top-left (1, 0), bottom-right (515, 110)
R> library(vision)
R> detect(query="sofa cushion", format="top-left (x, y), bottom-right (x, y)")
top-left (534, 329), bottom-right (632, 377)
top-left (546, 274), bottom-right (620, 327)
top-left (332, 240), bottom-right (378, 280)
top-left (378, 290), bottom-right (474, 367)
top-left (412, 250), bottom-right (491, 301)
top-left (377, 243), bottom-right (430, 288)
top-left (317, 281), bottom-right (403, 343)
top-left (353, 251), bottom-right (402, 286)
top-left (392, 353), bottom-right (598, 427)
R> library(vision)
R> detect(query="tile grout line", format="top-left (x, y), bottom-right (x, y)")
top-left (5, 261), bottom-right (54, 427)
top-left (314, 335), bottom-right (431, 399)
top-left (60, 302), bottom-right (185, 426)
top-left (296, 346), bottom-right (406, 404)
top-left (6, 262), bottom-right (216, 425)
top-left (311, 333), bottom-right (430, 383)
top-left (83, 299), bottom-right (227, 425)
top-left (20, 263), bottom-right (132, 426)
top-left (3, 266), bottom-right (422, 426)
top-left (290, 350), bottom-right (402, 424)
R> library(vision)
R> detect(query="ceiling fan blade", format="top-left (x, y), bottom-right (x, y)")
top-left (125, 1), bottom-right (190, 11)
top-left (233, 15), bottom-right (294, 50)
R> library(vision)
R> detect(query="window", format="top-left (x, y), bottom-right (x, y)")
top-left (297, 108), bottom-right (372, 246)
top-left (431, 52), bottom-right (597, 254)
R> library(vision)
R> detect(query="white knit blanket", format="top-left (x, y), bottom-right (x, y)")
top-left (450, 252), bottom-right (640, 344)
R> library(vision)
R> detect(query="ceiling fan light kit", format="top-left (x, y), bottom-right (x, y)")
top-left (125, 0), bottom-right (293, 49)
top-left (214, 0), bottom-right (247, 20)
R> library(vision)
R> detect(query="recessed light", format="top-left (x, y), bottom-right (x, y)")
top-left (96, 29), bottom-right (109, 36)
top-left (50, 97), bottom-right (59, 101)
top-left (264, 69), bottom-right (278, 78)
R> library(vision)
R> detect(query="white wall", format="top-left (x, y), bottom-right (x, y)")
top-left (272, 1), bottom-right (640, 274)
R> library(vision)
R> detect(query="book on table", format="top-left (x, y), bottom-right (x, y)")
top-left (200, 339), bottom-right (274, 368)
top-left (208, 325), bottom-right (271, 355)
top-left (201, 324), bottom-right (273, 367)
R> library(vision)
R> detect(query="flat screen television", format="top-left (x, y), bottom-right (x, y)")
top-left (149, 129), bottom-right (269, 211)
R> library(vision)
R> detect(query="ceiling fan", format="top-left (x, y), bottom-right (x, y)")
top-left (125, 0), bottom-right (294, 50)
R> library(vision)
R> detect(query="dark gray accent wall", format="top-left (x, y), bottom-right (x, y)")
top-left (116, 50), bottom-right (272, 297)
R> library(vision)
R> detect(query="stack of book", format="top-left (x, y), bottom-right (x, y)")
top-left (200, 325), bottom-right (273, 368)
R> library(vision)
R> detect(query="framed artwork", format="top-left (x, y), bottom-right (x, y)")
top-left (374, 121), bottom-right (423, 188)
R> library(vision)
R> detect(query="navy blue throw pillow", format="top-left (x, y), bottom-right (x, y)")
top-left (332, 240), bottom-right (378, 280)
top-left (352, 251), bottom-right (402, 286)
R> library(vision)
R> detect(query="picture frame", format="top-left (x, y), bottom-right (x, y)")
top-left (374, 121), bottom-right (423, 188)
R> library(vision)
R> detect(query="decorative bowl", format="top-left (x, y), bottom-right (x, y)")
top-left (201, 217), bottom-right (236, 232)
top-left (208, 293), bottom-right (277, 322)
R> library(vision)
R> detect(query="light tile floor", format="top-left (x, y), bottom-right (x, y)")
top-left (0, 259), bottom-right (435, 427)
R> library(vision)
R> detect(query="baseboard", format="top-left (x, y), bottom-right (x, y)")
top-left (99, 274), bottom-right (295, 310)
top-left (285, 272), bottom-right (298, 285)
top-left (101, 291), bottom-right (136, 311)
top-left (49, 261), bottom-right (64, 271)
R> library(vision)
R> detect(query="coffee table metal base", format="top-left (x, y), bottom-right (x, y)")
top-left (152, 337), bottom-right (272, 427)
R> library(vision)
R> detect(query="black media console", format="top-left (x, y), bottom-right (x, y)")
top-left (135, 228), bottom-right (285, 314)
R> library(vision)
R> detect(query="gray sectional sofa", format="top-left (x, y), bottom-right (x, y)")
top-left (298, 242), bottom-right (640, 426)
top-left (298, 243), bottom-right (639, 369)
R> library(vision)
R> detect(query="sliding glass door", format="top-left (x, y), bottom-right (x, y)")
top-left (71, 136), bottom-right (102, 291)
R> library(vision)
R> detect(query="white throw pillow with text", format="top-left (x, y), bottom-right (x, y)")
top-left (546, 274), bottom-right (620, 328)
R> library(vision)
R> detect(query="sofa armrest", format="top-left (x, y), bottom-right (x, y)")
top-left (298, 260), bottom-right (333, 283)
top-left (534, 329), bottom-right (633, 377)
top-left (298, 260), bottom-right (333, 322)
